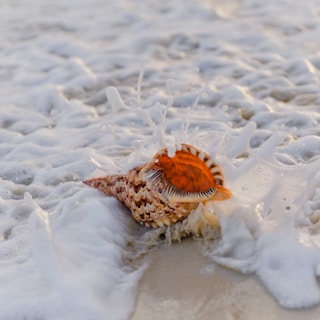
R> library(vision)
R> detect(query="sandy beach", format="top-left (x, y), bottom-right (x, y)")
top-left (133, 238), bottom-right (320, 320)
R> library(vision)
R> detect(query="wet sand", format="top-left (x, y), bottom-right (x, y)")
top-left (132, 238), bottom-right (320, 320)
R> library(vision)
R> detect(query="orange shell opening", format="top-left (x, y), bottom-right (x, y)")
top-left (153, 148), bottom-right (216, 193)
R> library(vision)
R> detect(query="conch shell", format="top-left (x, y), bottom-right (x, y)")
top-left (83, 144), bottom-right (232, 228)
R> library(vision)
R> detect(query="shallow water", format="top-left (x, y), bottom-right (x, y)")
top-left (1, 0), bottom-right (320, 319)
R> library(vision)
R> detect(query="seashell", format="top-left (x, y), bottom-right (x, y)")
top-left (83, 144), bottom-right (232, 228)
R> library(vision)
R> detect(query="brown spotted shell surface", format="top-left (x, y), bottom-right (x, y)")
top-left (83, 144), bottom-right (232, 228)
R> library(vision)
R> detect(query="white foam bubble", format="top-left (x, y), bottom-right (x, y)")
top-left (106, 86), bottom-right (126, 112)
